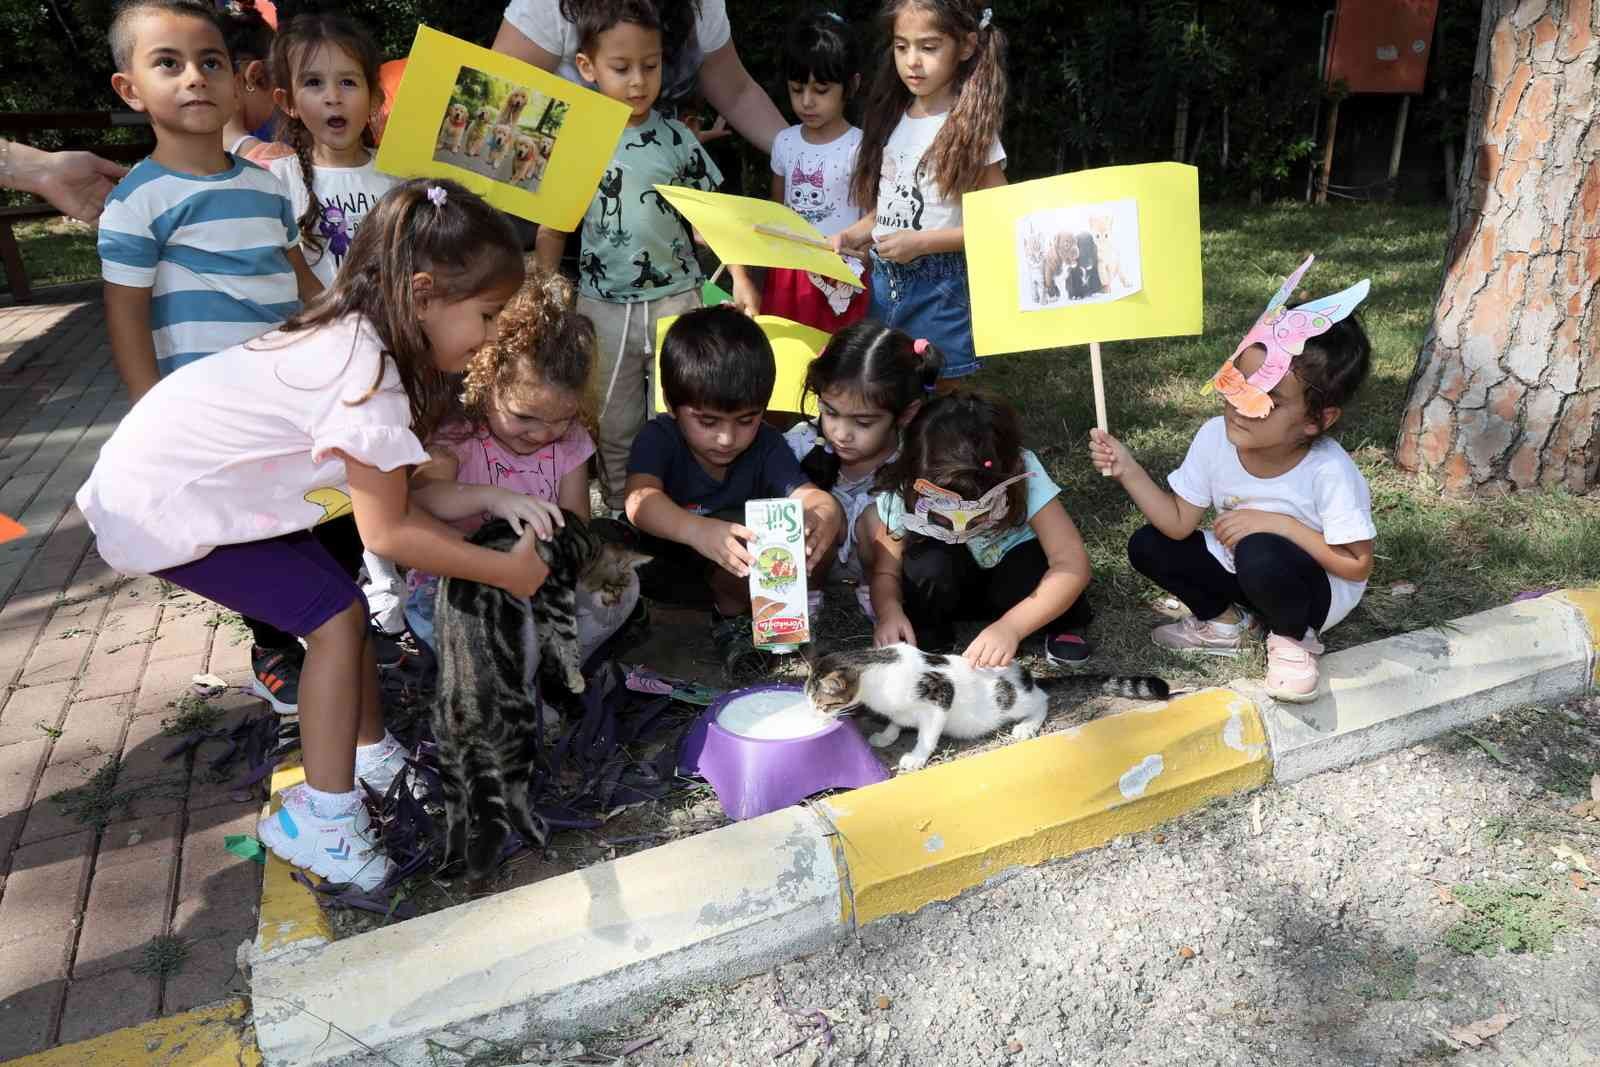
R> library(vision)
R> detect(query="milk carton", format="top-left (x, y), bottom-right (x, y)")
top-left (745, 497), bottom-right (809, 650)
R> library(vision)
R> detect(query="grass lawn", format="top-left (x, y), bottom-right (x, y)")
top-left (5, 216), bottom-right (99, 294)
top-left (976, 201), bottom-right (1600, 691)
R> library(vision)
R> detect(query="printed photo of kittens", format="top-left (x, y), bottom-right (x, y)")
top-left (1016, 198), bottom-right (1144, 312)
top-left (432, 67), bottom-right (569, 193)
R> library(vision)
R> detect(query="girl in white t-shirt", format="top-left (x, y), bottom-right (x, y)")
top-left (1090, 265), bottom-right (1377, 703)
top-left (76, 181), bottom-right (554, 891)
top-left (267, 15), bottom-right (397, 290)
top-left (833, 0), bottom-right (1007, 380)
top-left (763, 11), bottom-right (869, 333)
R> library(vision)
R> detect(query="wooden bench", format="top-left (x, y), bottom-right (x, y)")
top-left (1, 111), bottom-right (153, 304)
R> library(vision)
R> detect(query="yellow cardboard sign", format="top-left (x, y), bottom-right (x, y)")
top-left (653, 313), bottom-right (827, 415)
top-left (964, 162), bottom-right (1202, 355)
top-left (651, 187), bottom-right (863, 289)
top-left (374, 26), bottom-right (629, 231)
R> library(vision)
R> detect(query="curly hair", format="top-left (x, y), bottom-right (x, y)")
top-left (446, 270), bottom-right (599, 442)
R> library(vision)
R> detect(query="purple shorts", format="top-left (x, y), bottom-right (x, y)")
top-left (155, 529), bottom-right (366, 639)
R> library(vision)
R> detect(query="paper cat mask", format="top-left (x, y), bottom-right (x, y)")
top-left (902, 473), bottom-right (1033, 543)
top-left (1206, 255), bottom-right (1370, 418)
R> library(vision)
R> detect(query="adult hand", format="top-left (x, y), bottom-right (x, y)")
top-left (1088, 428), bottom-right (1134, 479)
top-left (683, 114), bottom-right (730, 145)
top-left (963, 620), bottom-right (1021, 668)
top-left (1212, 508), bottom-right (1286, 550)
top-left (873, 609), bottom-right (916, 649)
top-left (690, 517), bottom-right (755, 577)
top-left (872, 230), bottom-right (923, 265)
top-left (8, 144), bottom-right (127, 223)
top-left (488, 490), bottom-right (565, 539)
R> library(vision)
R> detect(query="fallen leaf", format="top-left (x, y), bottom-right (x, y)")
top-left (1573, 799), bottom-right (1600, 819)
top-left (1572, 871), bottom-right (1589, 892)
top-left (1444, 1012), bottom-right (1519, 1050)
top-left (1389, 581), bottom-right (1417, 597)
top-left (1007, 1040), bottom-right (1023, 1054)
top-left (1250, 796), bottom-right (1263, 836)
top-left (1550, 843), bottom-right (1594, 874)
top-left (1152, 832), bottom-right (1167, 844)
top-left (1464, 733), bottom-right (1511, 766)
top-left (1178, 946), bottom-right (1196, 959)
top-left (875, 995), bottom-right (891, 1010)
top-left (1435, 885), bottom-right (1456, 905)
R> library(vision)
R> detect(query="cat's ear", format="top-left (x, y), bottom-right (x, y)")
top-left (622, 548), bottom-right (653, 571)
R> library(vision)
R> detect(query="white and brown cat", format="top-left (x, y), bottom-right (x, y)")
top-left (805, 644), bottom-right (1168, 771)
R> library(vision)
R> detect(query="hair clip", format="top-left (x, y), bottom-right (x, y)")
top-left (982, 459), bottom-right (993, 469)
top-left (425, 186), bottom-right (448, 208)
top-left (978, 7), bottom-right (993, 29)
top-left (913, 337), bottom-right (929, 355)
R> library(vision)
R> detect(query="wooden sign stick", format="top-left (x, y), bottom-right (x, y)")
top-left (1089, 341), bottom-right (1108, 432)
top-left (753, 223), bottom-right (832, 251)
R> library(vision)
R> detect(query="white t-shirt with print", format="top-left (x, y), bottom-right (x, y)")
top-left (502, 0), bottom-right (730, 105)
top-left (770, 124), bottom-right (862, 237)
top-left (871, 110), bottom-right (1004, 243)
top-left (268, 153), bottom-right (399, 288)
top-left (1167, 416), bottom-right (1377, 631)
top-left (76, 314), bottom-right (429, 574)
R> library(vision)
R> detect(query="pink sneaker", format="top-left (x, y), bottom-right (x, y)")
top-left (1150, 611), bottom-right (1257, 656)
top-left (1265, 632), bottom-right (1324, 702)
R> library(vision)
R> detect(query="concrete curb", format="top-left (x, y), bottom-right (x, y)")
top-left (6, 998), bottom-right (259, 1066)
top-left (247, 588), bottom-right (1600, 1065)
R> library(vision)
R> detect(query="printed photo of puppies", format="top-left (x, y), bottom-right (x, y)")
top-left (432, 66), bottom-right (570, 193)
top-left (1015, 198), bottom-right (1143, 312)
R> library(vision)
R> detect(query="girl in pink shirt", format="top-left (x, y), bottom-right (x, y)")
top-left (77, 180), bottom-right (554, 891)
top-left (406, 273), bottom-right (640, 656)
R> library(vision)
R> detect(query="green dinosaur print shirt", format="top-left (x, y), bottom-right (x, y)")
top-left (577, 111), bottom-right (722, 304)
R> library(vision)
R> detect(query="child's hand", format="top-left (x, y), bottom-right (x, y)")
top-left (487, 490), bottom-right (565, 540)
top-left (873, 609), bottom-right (916, 649)
top-left (1212, 508), bottom-right (1286, 549)
top-left (690, 517), bottom-right (756, 577)
top-left (802, 502), bottom-right (842, 570)
top-left (502, 529), bottom-right (551, 597)
top-left (729, 274), bottom-right (761, 317)
top-left (873, 230), bottom-right (922, 265)
top-left (964, 620), bottom-right (1021, 669)
top-left (831, 229), bottom-right (873, 259)
top-left (1088, 428), bottom-right (1134, 479)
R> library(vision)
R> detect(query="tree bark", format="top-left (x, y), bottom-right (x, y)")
top-left (1395, 0), bottom-right (1600, 494)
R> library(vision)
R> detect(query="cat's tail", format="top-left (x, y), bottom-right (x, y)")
top-left (1040, 674), bottom-right (1171, 701)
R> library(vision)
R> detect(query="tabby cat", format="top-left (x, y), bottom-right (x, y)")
top-left (805, 643), bottom-right (1169, 772)
top-left (431, 513), bottom-right (649, 880)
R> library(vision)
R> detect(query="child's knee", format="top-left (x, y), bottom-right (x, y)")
top-left (306, 592), bottom-right (367, 645)
top-left (1233, 533), bottom-right (1300, 592)
top-left (1127, 524), bottom-right (1167, 573)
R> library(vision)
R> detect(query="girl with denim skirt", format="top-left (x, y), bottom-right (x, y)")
top-left (831, 0), bottom-right (1007, 381)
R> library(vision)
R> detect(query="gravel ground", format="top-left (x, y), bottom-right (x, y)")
top-left (505, 697), bottom-right (1600, 1067)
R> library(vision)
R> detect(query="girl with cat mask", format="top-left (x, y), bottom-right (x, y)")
top-left (861, 392), bottom-right (1095, 667)
top-left (406, 271), bottom-right (641, 661)
top-left (784, 322), bottom-right (941, 619)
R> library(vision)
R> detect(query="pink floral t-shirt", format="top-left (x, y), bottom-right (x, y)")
top-left (76, 315), bottom-right (428, 574)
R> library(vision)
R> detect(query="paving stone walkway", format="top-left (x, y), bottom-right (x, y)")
top-left (0, 290), bottom-right (264, 1059)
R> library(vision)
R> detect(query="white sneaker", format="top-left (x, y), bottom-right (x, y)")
top-left (258, 784), bottom-right (392, 891)
top-left (355, 734), bottom-right (427, 799)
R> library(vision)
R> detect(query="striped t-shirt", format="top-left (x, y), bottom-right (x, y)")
top-left (98, 156), bottom-right (302, 375)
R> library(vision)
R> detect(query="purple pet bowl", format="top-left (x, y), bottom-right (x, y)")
top-left (678, 683), bottom-right (890, 821)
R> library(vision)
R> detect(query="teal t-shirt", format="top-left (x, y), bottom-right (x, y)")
top-left (875, 449), bottom-right (1060, 568)
top-left (577, 111), bottom-right (722, 304)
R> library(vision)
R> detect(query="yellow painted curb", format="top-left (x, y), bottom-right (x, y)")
top-left (818, 689), bottom-right (1270, 926)
top-left (8, 998), bottom-right (259, 1066)
top-left (254, 762), bottom-right (335, 955)
top-left (1554, 588), bottom-right (1600, 685)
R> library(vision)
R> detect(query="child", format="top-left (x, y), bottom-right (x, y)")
top-left (623, 306), bottom-right (842, 677)
top-left (404, 270), bottom-right (639, 661)
top-left (534, 0), bottom-right (758, 514)
top-left (1089, 258), bottom-right (1376, 702)
top-left (863, 392), bottom-right (1094, 667)
top-left (266, 14), bottom-right (396, 289)
top-left (77, 179), bottom-right (541, 890)
top-left (785, 322), bottom-right (940, 612)
top-left (763, 10), bottom-right (869, 332)
top-left (101, 0), bottom-right (327, 714)
top-left (217, 0), bottom-right (275, 159)
top-left (832, 0), bottom-right (1006, 381)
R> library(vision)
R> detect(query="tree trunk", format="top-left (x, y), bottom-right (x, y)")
top-left (1395, 0), bottom-right (1600, 493)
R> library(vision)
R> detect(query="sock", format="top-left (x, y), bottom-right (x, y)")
top-left (303, 784), bottom-right (360, 818)
top-left (354, 732), bottom-right (400, 774)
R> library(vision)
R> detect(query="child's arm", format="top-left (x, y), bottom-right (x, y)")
top-left (103, 283), bottom-right (161, 401)
top-left (1089, 428), bottom-right (1205, 540)
top-left (873, 163), bottom-right (1005, 264)
top-left (624, 472), bottom-right (756, 577)
top-left (345, 456), bottom-right (549, 596)
top-left (1213, 511), bottom-right (1375, 583)
top-left (407, 448), bottom-right (564, 537)
top-left (965, 500), bottom-right (1090, 668)
top-left (790, 482), bottom-right (842, 574)
top-left (558, 465), bottom-right (591, 520)
top-left (287, 247), bottom-right (323, 304)
top-left (534, 225), bottom-right (569, 276)
top-left (725, 263), bottom-right (760, 316)
top-left (769, 173), bottom-right (786, 203)
top-left (861, 508), bottom-right (916, 647)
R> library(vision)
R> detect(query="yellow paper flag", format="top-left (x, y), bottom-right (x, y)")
top-left (963, 162), bottom-right (1202, 356)
top-left (653, 313), bottom-right (829, 416)
top-left (374, 26), bottom-right (630, 231)
top-left (650, 187), bottom-right (863, 289)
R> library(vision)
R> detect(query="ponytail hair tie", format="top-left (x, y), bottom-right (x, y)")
top-left (978, 7), bottom-right (993, 29)
top-left (425, 186), bottom-right (448, 208)
top-left (913, 337), bottom-right (929, 355)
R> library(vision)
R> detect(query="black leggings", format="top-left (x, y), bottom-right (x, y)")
top-left (245, 515), bottom-right (365, 652)
top-left (1127, 526), bottom-right (1331, 638)
top-left (899, 537), bottom-right (1092, 651)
